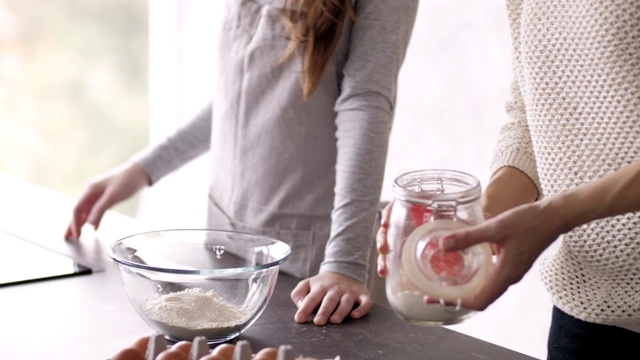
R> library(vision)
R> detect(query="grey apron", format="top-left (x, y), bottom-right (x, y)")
top-left (207, 0), bottom-right (341, 278)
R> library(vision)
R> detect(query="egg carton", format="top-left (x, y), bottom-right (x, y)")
top-left (142, 333), bottom-right (339, 360)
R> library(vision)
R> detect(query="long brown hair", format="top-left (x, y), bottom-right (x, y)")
top-left (280, 0), bottom-right (356, 100)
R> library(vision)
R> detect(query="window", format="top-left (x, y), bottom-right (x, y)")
top-left (0, 0), bottom-right (148, 216)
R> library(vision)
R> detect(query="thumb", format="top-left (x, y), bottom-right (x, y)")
top-left (439, 226), bottom-right (486, 252)
top-left (290, 279), bottom-right (311, 307)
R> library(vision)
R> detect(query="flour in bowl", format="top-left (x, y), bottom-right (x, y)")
top-left (141, 287), bottom-right (251, 340)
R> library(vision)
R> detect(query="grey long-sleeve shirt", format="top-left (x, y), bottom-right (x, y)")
top-left (133, 0), bottom-right (418, 283)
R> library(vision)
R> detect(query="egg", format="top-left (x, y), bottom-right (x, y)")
top-left (211, 343), bottom-right (235, 359)
top-left (130, 335), bottom-right (151, 356)
top-left (156, 349), bottom-right (189, 360)
top-left (111, 347), bottom-right (145, 360)
top-left (171, 341), bottom-right (193, 355)
top-left (198, 355), bottom-right (226, 360)
top-left (254, 347), bottom-right (278, 360)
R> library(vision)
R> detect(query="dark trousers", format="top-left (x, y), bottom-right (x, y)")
top-left (547, 306), bottom-right (640, 360)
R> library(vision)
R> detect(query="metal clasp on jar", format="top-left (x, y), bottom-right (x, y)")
top-left (429, 200), bottom-right (459, 222)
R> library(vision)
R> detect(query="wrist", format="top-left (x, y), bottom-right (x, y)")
top-left (543, 189), bottom-right (598, 235)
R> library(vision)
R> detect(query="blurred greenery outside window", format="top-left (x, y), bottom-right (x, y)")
top-left (0, 0), bottom-right (148, 216)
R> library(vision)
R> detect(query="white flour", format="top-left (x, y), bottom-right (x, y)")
top-left (141, 287), bottom-right (251, 341)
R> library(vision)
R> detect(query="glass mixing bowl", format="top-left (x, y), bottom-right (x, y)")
top-left (109, 229), bottom-right (291, 344)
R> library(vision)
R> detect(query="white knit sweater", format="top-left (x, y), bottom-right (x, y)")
top-left (492, 1), bottom-right (640, 332)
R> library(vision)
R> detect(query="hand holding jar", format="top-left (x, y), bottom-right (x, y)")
top-left (381, 169), bottom-right (494, 326)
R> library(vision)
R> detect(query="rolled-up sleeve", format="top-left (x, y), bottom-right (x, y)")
top-left (490, 80), bottom-right (541, 195)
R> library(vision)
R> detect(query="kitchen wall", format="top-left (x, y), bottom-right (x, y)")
top-left (385, 1), bottom-right (512, 196)
top-left (139, 3), bottom-right (550, 359)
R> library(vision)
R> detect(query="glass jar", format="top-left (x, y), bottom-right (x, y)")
top-left (385, 169), bottom-right (492, 325)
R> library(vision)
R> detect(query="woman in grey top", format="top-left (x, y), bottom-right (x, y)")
top-left (66, 0), bottom-right (418, 326)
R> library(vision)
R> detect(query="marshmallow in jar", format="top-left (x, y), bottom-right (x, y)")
top-left (385, 169), bottom-right (492, 325)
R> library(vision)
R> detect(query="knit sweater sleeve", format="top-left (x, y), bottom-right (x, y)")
top-left (131, 104), bottom-right (212, 185)
top-left (490, 2), bottom-right (542, 196)
top-left (319, 0), bottom-right (419, 282)
top-left (490, 79), bottom-right (542, 196)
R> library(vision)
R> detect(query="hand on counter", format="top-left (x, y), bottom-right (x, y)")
top-left (65, 162), bottom-right (150, 241)
top-left (291, 271), bottom-right (373, 326)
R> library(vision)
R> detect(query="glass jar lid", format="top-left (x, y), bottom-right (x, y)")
top-left (401, 219), bottom-right (492, 302)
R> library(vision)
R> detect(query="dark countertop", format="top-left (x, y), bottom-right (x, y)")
top-left (238, 273), bottom-right (537, 360)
